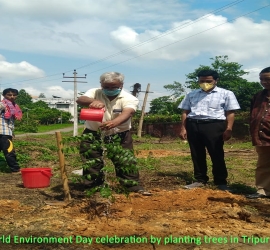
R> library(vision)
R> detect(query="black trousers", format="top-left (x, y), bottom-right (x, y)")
top-left (0, 135), bottom-right (20, 172)
top-left (79, 129), bottom-right (142, 191)
top-left (186, 120), bottom-right (227, 185)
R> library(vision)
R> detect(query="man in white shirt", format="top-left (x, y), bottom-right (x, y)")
top-left (179, 69), bottom-right (240, 191)
top-left (77, 72), bottom-right (149, 194)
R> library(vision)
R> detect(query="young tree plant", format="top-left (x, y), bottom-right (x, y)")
top-left (62, 130), bottom-right (139, 201)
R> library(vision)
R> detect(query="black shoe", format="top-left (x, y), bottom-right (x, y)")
top-left (84, 177), bottom-right (104, 189)
top-left (246, 193), bottom-right (270, 199)
top-left (84, 182), bottom-right (104, 189)
top-left (82, 170), bottom-right (104, 186)
top-left (217, 185), bottom-right (232, 192)
top-left (184, 182), bottom-right (205, 189)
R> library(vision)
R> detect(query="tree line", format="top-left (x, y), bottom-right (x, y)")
top-left (14, 90), bottom-right (72, 132)
top-left (12, 55), bottom-right (262, 132)
top-left (148, 55), bottom-right (262, 115)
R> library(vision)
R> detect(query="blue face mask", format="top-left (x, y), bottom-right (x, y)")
top-left (102, 88), bottom-right (121, 96)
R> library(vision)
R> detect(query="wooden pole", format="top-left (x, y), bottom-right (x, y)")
top-left (137, 83), bottom-right (150, 138)
top-left (55, 131), bottom-right (72, 201)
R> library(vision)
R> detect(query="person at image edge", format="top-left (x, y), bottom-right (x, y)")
top-left (247, 67), bottom-right (270, 199)
top-left (0, 88), bottom-right (22, 174)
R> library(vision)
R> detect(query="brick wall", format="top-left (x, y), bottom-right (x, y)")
top-left (140, 121), bottom-right (250, 139)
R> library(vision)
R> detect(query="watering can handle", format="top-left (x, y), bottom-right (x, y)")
top-left (89, 107), bottom-right (105, 112)
top-left (41, 170), bottom-right (53, 178)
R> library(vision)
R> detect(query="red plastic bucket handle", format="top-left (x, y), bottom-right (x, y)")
top-left (41, 170), bottom-right (53, 178)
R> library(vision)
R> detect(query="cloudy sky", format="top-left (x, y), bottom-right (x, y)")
top-left (0, 0), bottom-right (269, 110)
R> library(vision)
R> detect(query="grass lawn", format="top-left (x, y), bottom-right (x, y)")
top-left (37, 123), bottom-right (74, 132)
top-left (15, 123), bottom-right (75, 134)
top-left (133, 136), bottom-right (256, 194)
top-left (0, 131), bottom-right (258, 195)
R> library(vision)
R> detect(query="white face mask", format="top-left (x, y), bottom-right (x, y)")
top-left (199, 83), bottom-right (215, 91)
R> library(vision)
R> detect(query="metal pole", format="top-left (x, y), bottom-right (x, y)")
top-left (73, 70), bottom-right (78, 136)
top-left (137, 83), bottom-right (150, 138)
top-left (62, 70), bottom-right (87, 137)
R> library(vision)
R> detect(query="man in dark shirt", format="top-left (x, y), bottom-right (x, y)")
top-left (247, 67), bottom-right (270, 199)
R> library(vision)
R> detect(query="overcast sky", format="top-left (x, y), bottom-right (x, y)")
top-left (0, 0), bottom-right (269, 110)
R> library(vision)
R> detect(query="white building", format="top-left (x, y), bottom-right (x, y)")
top-left (32, 97), bottom-right (75, 119)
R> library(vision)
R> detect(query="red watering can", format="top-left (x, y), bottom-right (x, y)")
top-left (79, 108), bottom-right (104, 122)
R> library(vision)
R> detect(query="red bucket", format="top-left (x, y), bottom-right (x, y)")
top-left (79, 108), bottom-right (104, 122)
top-left (21, 168), bottom-right (53, 188)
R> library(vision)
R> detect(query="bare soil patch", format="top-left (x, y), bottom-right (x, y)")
top-left (135, 149), bottom-right (189, 158)
top-left (0, 149), bottom-right (270, 250)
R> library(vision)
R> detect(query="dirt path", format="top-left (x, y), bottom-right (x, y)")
top-left (16, 125), bottom-right (85, 137)
top-left (1, 168), bottom-right (270, 250)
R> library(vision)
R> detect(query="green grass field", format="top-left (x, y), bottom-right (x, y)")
top-left (37, 123), bottom-right (74, 132)
top-left (0, 131), bottom-right (257, 195)
top-left (15, 123), bottom-right (74, 134)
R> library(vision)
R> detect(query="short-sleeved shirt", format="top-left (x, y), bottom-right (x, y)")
top-left (250, 89), bottom-right (270, 146)
top-left (0, 102), bottom-right (14, 136)
top-left (82, 88), bottom-right (139, 134)
top-left (178, 86), bottom-right (240, 120)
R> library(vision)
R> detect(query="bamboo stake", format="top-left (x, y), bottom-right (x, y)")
top-left (55, 131), bottom-right (72, 201)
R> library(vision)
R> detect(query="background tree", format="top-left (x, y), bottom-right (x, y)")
top-left (185, 56), bottom-right (249, 89)
top-left (16, 89), bottom-right (32, 106)
top-left (32, 100), bottom-right (50, 109)
top-left (164, 56), bottom-right (262, 111)
top-left (14, 89), bottom-right (72, 131)
top-left (163, 81), bottom-right (185, 98)
top-left (149, 96), bottom-right (183, 114)
top-left (38, 93), bottom-right (46, 98)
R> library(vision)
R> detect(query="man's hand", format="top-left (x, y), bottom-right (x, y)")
top-left (179, 128), bottom-right (187, 140)
top-left (89, 100), bottom-right (105, 109)
top-left (100, 121), bottom-right (117, 130)
top-left (223, 128), bottom-right (232, 141)
top-left (179, 110), bottom-right (189, 141)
